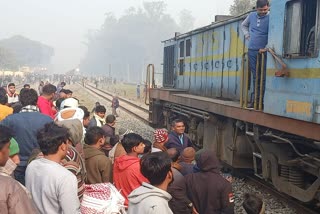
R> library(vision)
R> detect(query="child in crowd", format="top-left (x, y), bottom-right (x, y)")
top-left (243, 193), bottom-right (265, 214)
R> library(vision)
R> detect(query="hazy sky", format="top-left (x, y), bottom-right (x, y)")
top-left (0, 0), bottom-right (234, 73)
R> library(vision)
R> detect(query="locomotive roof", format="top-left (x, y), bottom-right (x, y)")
top-left (163, 11), bottom-right (252, 43)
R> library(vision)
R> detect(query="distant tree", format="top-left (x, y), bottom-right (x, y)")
top-left (229, 0), bottom-right (255, 16)
top-left (80, 1), bottom-right (183, 82)
top-left (0, 47), bottom-right (18, 70)
top-left (179, 9), bottom-right (195, 32)
top-left (0, 35), bottom-right (54, 68)
top-left (143, 1), bottom-right (167, 20)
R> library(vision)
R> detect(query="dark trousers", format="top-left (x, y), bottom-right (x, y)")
top-left (248, 50), bottom-right (267, 104)
top-left (112, 107), bottom-right (119, 116)
top-left (14, 165), bottom-right (27, 185)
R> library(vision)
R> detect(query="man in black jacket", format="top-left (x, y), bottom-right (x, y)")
top-left (165, 119), bottom-right (193, 153)
top-left (184, 150), bottom-right (234, 214)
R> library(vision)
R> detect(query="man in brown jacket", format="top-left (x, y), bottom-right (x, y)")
top-left (84, 126), bottom-right (113, 184)
top-left (0, 125), bottom-right (38, 213)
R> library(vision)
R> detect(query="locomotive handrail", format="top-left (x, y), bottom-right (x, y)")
top-left (240, 52), bottom-right (250, 108)
top-left (253, 53), bottom-right (266, 111)
top-left (240, 52), bottom-right (265, 111)
top-left (145, 64), bottom-right (155, 105)
top-left (259, 54), bottom-right (265, 110)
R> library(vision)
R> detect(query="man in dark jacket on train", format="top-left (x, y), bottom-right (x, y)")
top-left (166, 119), bottom-right (193, 154)
top-left (184, 149), bottom-right (234, 214)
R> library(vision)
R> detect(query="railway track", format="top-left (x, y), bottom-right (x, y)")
top-left (80, 83), bottom-right (320, 213)
top-left (242, 173), bottom-right (319, 214)
top-left (82, 83), bottom-right (150, 124)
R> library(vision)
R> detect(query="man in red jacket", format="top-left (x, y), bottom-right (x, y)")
top-left (37, 84), bottom-right (57, 119)
top-left (113, 133), bottom-right (148, 207)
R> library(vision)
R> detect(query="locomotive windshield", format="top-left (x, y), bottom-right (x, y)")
top-left (284, 0), bottom-right (318, 57)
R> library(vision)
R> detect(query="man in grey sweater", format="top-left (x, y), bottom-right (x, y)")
top-left (26, 122), bottom-right (80, 214)
top-left (128, 152), bottom-right (173, 214)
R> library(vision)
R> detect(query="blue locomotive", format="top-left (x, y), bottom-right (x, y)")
top-left (149, 0), bottom-right (320, 204)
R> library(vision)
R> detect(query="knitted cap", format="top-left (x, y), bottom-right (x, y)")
top-left (9, 138), bottom-right (19, 156)
top-left (181, 147), bottom-right (196, 163)
top-left (154, 129), bottom-right (168, 144)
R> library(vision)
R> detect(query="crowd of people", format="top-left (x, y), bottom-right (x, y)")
top-left (0, 79), bottom-right (266, 214)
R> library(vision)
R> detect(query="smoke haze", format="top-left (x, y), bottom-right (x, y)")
top-left (0, 0), bottom-right (233, 74)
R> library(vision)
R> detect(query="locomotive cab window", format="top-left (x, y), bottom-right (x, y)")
top-left (284, 0), bottom-right (318, 58)
top-left (179, 41), bottom-right (185, 57)
top-left (179, 41), bottom-right (185, 75)
top-left (186, 39), bottom-right (191, 57)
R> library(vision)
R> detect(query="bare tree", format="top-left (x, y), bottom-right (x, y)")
top-left (80, 1), bottom-right (187, 82)
top-left (143, 1), bottom-right (167, 20)
top-left (179, 9), bottom-right (195, 32)
top-left (229, 0), bottom-right (255, 16)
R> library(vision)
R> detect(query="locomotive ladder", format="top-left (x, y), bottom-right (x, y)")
top-left (240, 52), bottom-right (266, 111)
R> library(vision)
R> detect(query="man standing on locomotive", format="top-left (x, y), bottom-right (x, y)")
top-left (241, 0), bottom-right (269, 108)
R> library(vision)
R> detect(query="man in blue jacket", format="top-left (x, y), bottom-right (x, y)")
top-left (165, 119), bottom-right (193, 153)
top-left (241, 0), bottom-right (270, 108)
top-left (0, 88), bottom-right (52, 185)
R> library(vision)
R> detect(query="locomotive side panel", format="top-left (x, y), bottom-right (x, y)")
top-left (264, 0), bottom-right (320, 123)
top-left (222, 21), bottom-right (247, 100)
top-left (174, 19), bottom-right (248, 100)
top-left (157, 0), bottom-right (320, 204)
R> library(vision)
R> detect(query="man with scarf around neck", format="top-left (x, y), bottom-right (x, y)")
top-left (88, 105), bottom-right (106, 127)
top-left (184, 150), bottom-right (234, 214)
top-left (0, 88), bottom-right (52, 185)
top-left (152, 129), bottom-right (168, 153)
top-left (0, 125), bottom-right (38, 213)
top-left (6, 82), bottom-right (19, 104)
top-left (166, 119), bottom-right (193, 154)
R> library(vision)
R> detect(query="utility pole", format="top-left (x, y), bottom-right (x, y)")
top-left (127, 63), bottom-right (130, 83)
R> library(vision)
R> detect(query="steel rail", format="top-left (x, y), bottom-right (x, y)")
top-left (242, 173), bottom-right (320, 214)
top-left (86, 84), bottom-right (149, 114)
top-left (82, 83), bottom-right (149, 124)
